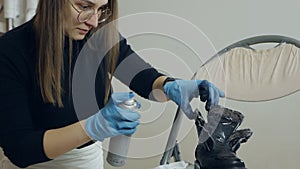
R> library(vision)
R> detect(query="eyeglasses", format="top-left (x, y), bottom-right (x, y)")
top-left (70, 1), bottom-right (112, 23)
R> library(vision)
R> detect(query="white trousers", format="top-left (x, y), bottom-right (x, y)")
top-left (0, 142), bottom-right (103, 169)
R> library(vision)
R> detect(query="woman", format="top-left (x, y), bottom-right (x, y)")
top-left (0, 0), bottom-right (224, 168)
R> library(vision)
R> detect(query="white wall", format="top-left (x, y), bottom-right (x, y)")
top-left (110, 0), bottom-right (300, 169)
top-left (0, 0), bottom-right (299, 169)
top-left (119, 0), bottom-right (300, 50)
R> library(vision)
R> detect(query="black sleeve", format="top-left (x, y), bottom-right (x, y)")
top-left (114, 35), bottom-right (164, 99)
top-left (0, 51), bottom-right (50, 168)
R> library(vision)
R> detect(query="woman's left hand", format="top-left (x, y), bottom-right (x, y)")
top-left (163, 79), bottom-right (225, 120)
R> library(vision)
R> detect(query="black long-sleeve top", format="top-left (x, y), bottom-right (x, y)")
top-left (0, 19), bottom-right (163, 168)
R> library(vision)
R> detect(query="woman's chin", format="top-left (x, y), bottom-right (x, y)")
top-left (72, 34), bottom-right (86, 40)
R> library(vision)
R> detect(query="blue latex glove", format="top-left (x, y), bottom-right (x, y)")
top-left (163, 80), bottom-right (225, 119)
top-left (85, 92), bottom-right (141, 141)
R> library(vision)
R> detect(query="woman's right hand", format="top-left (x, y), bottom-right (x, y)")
top-left (85, 92), bottom-right (141, 141)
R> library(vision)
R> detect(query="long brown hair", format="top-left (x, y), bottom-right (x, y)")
top-left (34, 0), bottom-right (119, 107)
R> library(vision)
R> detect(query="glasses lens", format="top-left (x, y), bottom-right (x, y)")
top-left (77, 8), bottom-right (112, 23)
top-left (79, 10), bottom-right (95, 22)
top-left (98, 9), bottom-right (112, 23)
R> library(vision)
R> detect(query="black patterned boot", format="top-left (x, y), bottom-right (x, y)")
top-left (194, 105), bottom-right (253, 169)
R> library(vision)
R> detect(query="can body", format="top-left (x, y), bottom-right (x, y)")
top-left (106, 99), bottom-right (138, 167)
top-left (106, 135), bottom-right (131, 167)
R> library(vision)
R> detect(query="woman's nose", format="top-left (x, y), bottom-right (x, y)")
top-left (85, 14), bottom-right (99, 28)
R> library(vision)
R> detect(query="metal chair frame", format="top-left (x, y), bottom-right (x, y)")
top-left (159, 35), bottom-right (300, 166)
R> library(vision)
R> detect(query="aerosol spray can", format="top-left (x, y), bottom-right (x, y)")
top-left (106, 98), bottom-right (139, 167)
